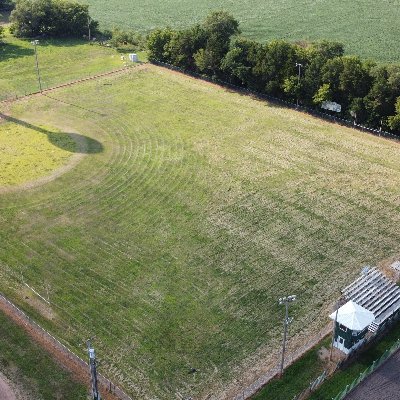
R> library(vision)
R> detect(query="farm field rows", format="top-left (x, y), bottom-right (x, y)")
top-left (84, 0), bottom-right (400, 63)
top-left (0, 65), bottom-right (400, 398)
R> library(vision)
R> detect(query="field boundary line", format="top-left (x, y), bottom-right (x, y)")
top-left (0, 64), bottom-right (147, 105)
top-left (0, 292), bottom-right (133, 400)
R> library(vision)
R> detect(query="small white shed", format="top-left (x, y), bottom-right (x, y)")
top-left (129, 53), bottom-right (139, 62)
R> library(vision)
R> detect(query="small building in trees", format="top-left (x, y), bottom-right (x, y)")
top-left (330, 267), bottom-right (400, 354)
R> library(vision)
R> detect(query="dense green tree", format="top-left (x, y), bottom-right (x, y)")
top-left (388, 97), bottom-right (400, 132)
top-left (252, 40), bottom-right (297, 96)
top-left (194, 11), bottom-right (239, 75)
top-left (166, 25), bottom-right (206, 70)
top-left (313, 83), bottom-right (331, 105)
top-left (221, 37), bottom-right (261, 87)
top-left (364, 65), bottom-right (400, 127)
top-left (108, 28), bottom-right (144, 50)
top-left (147, 27), bottom-right (176, 62)
top-left (0, 0), bottom-right (14, 10)
top-left (10, 0), bottom-right (97, 38)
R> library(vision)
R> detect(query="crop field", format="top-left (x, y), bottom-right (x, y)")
top-left (0, 65), bottom-right (400, 399)
top-left (84, 0), bottom-right (400, 63)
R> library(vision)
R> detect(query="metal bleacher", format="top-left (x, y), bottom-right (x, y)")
top-left (342, 267), bottom-right (400, 332)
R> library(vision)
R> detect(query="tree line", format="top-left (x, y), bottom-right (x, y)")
top-left (5, 2), bottom-right (400, 133)
top-left (147, 11), bottom-right (400, 133)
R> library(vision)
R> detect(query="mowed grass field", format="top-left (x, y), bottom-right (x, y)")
top-left (0, 65), bottom-right (400, 398)
top-left (0, 28), bottom-right (146, 101)
top-left (84, 0), bottom-right (400, 63)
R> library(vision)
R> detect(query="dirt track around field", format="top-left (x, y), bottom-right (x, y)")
top-left (0, 294), bottom-right (128, 400)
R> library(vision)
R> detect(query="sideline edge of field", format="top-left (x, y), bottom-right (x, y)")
top-left (0, 292), bottom-right (132, 400)
top-left (0, 63), bottom-right (148, 105)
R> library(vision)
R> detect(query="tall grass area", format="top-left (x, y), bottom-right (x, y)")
top-left (0, 309), bottom-right (87, 399)
top-left (0, 66), bottom-right (400, 398)
top-left (0, 28), bottom-right (144, 100)
top-left (84, 0), bottom-right (400, 63)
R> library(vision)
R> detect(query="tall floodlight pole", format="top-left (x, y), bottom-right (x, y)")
top-left (278, 295), bottom-right (297, 377)
top-left (295, 62), bottom-right (303, 107)
top-left (88, 16), bottom-right (91, 42)
top-left (31, 40), bottom-right (42, 92)
top-left (87, 339), bottom-right (101, 400)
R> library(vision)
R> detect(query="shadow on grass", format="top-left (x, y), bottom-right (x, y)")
top-left (0, 113), bottom-right (104, 153)
top-left (0, 42), bottom-right (33, 61)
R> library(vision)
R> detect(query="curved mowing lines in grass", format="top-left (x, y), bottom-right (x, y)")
top-left (0, 118), bottom-right (115, 212)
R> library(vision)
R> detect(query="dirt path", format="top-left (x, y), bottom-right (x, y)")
top-left (0, 294), bottom-right (130, 400)
top-left (0, 373), bottom-right (16, 400)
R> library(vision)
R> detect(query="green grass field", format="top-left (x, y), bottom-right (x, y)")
top-left (84, 0), bottom-right (400, 63)
top-left (0, 28), bottom-right (146, 101)
top-left (0, 65), bottom-right (400, 398)
top-left (0, 309), bottom-right (87, 399)
top-left (0, 122), bottom-right (76, 186)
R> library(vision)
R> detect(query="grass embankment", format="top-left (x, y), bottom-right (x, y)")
top-left (0, 66), bottom-right (400, 398)
top-left (0, 28), bottom-right (146, 100)
top-left (85, 0), bottom-right (400, 63)
top-left (0, 309), bottom-right (87, 399)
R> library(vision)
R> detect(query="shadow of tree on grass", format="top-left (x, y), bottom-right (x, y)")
top-left (0, 113), bottom-right (104, 154)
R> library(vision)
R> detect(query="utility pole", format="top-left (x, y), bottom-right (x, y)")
top-left (278, 295), bottom-right (296, 377)
top-left (88, 16), bottom-right (91, 42)
top-left (87, 339), bottom-right (101, 400)
top-left (31, 40), bottom-right (42, 92)
top-left (295, 62), bottom-right (303, 107)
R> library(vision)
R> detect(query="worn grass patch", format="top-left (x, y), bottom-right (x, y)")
top-left (0, 66), bottom-right (399, 399)
top-left (0, 122), bottom-right (76, 186)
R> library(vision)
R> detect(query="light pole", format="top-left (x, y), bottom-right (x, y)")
top-left (31, 40), bottom-right (42, 92)
top-left (278, 295), bottom-right (296, 377)
top-left (87, 339), bottom-right (101, 400)
top-left (295, 62), bottom-right (303, 107)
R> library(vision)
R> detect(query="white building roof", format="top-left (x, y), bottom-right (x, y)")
top-left (329, 300), bottom-right (375, 331)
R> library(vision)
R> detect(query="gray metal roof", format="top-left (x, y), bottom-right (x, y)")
top-left (342, 267), bottom-right (400, 326)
